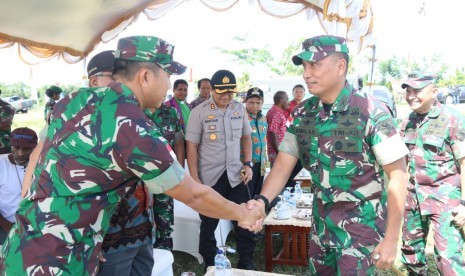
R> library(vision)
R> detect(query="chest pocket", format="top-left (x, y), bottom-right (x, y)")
top-left (231, 119), bottom-right (242, 140)
top-left (403, 132), bottom-right (417, 154)
top-left (203, 124), bottom-right (221, 143)
top-left (330, 138), bottom-right (364, 176)
top-left (423, 135), bottom-right (447, 160)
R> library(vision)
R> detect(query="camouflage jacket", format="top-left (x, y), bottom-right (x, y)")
top-left (145, 104), bottom-right (183, 147)
top-left (400, 101), bottom-right (465, 214)
top-left (190, 96), bottom-right (208, 110)
top-left (280, 82), bottom-right (408, 248)
top-left (0, 99), bottom-right (15, 154)
top-left (0, 82), bottom-right (184, 275)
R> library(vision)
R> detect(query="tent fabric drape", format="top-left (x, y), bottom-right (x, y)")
top-left (0, 0), bottom-right (374, 64)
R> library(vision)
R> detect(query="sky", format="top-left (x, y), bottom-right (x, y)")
top-left (1, 0), bottom-right (464, 90)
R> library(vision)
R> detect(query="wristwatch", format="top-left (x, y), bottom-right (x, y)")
top-left (253, 195), bottom-right (270, 212)
top-left (243, 161), bottom-right (253, 168)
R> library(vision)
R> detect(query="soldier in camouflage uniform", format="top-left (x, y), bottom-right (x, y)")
top-left (400, 73), bottom-right (465, 275)
top-left (0, 36), bottom-right (264, 276)
top-left (145, 104), bottom-right (184, 250)
top-left (0, 89), bottom-right (15, 155)
top-left (44, 85), bottom-right (62, 125)
top-left (248, 35), bottom-right (409, 275)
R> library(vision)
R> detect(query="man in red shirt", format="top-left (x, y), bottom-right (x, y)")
top-left (288, 84), bottom-right (305, 116)
top-left (266, 91), bottom-right (289, 167)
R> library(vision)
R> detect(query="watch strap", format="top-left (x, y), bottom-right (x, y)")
top-left (253, 194), bottom-right (270, 212)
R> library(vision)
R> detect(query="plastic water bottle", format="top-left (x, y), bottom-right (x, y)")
top-left (214, 249), bottom-right (226, 275)
top-left (223, 252), bottom-right (232, 275)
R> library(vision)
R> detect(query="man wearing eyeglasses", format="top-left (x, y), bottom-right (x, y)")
top-left (87, 50), bottom-right (115, 87)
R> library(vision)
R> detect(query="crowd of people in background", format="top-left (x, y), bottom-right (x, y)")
top-left (0, 34), bottom-right (464, 276)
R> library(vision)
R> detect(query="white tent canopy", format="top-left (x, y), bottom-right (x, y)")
top-left (0, 0), bottom-right (374, 64)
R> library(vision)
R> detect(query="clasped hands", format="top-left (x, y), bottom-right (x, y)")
top-left (237, 199), bottom-right (267, 232)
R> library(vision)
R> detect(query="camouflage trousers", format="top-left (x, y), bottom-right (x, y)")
top-left (401, 207), bottom-right (465, 275)
top-left (153, 193), bottom-right (174, 250)
top-left (308, 234), bottom-right (376, 276)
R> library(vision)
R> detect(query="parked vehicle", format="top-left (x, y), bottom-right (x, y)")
top-left (1, 95), bottom-right (36, 113)
top-left (437, 85), bottom-right (465, 104)
top-left (361, 85), bottom-right (397, 118)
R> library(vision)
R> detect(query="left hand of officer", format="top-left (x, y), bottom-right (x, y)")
top-left (372, 237), bottom-right (397, 270)
top-left (240, 166), bottom-right (253, 184)
top-left (452, 204), bottom-right (465, 227)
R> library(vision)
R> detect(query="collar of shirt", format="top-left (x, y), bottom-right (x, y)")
top-left (247, 110), bottom-right (262, 120)
top-left (307, 81), bottom-right (353, 114)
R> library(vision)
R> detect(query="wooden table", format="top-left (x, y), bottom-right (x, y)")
top-left (293, 169), bottom-right (312, 188)
top-left (264, 209), bottom-right (312, 272)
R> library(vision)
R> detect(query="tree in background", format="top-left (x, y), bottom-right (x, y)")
top-left (0, 82), bottom-right (31, 98)
top-left (378, 55), bottom-right (408, 91)
top-left (217, 36), bottom-right (304, 91)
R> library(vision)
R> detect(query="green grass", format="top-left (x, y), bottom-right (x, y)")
top-left (11, 107), bottom-right (46, 134)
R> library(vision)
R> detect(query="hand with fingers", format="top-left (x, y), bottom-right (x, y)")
top-left (452, 204), bottom-right (465, 227)
top-left (237, 202), bottom-right (265, 232)
top-left (240, 166), bottom-right (253, 185)
top-left (372, 238), bottom-right (398, 270)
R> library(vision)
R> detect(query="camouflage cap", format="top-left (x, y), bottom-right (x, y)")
top-left (211, 70), bottom-right (237, 93)
top-left (115, 36), bottom-right (186, 75)
top-left (292, 35), bottom-right (349, 65)
top-left (401, 72), bottom-right (437, 89)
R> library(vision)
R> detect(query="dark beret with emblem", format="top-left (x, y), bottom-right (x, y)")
top-left (211, 69), bottom-right (237, 94)
top-left (246, 87), bottom-right (264, 100)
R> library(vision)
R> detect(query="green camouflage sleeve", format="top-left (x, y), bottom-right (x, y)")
top-left (450, 113), bottom-right (465, 160)
top-left (368, 110), bottom-right (408, 165)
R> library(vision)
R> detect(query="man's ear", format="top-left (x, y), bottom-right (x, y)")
top-left (338, 58), bottom-right (347, 75)
top-left (137, 68), bottom-right (150, 88)
top-left (89, 76), bottom-right (97, 87)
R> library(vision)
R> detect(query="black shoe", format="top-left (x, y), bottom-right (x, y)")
top-left (237, 262), bottom-right (257, 271)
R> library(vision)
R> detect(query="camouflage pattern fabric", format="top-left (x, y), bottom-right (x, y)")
top-left (44, 99), bottom-right (55, 116)
top-left (152, 193), bottom-right (174, 250)
top-left (115, 36), bottom-right (186, 75)
top-left (400, 101), bottom-right (465, 275)
top-left (190, 96), bottom-right (206, 110)
top-left (308, 234), bottom-right (376, 276)
top-left (241, 111), bottom-right (267, 176)
top-left (0, 99), bottom-right (15, 154)
top-left (145, 104), bottom-right (183, 250)
top-left (292, 35), bottom-right (348, 65)
top-left (0, 82), bottom-right (184, 275)
top-left (279, 82), bottom-right (408, 273)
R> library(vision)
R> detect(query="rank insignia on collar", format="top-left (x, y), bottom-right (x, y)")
top-left (210, 104), bottom-right (215, 110)
top-left (229, 103), bottom-right (235, 109)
